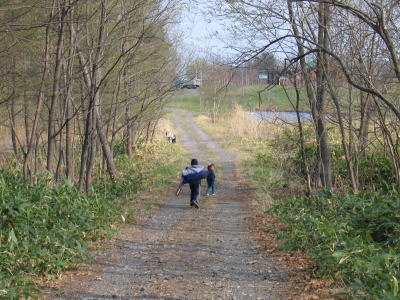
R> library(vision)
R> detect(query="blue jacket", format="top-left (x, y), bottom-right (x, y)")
top-left (182, 165), bottom-right (203, 176)
top-left (181, 170), bottom-right (209, 185)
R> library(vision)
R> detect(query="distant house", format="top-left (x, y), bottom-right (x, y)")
top-left (228, 67), bottom-right (282, 86)
top-left (279, 69), bottom-right (317, 87)
top-left (280, 61), bottom-right (346, 87)
top-left (279, 76), bottom-right (289, 86)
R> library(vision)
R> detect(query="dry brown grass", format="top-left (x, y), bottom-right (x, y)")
top-left (196, 107), bottom-right (288, 142)
top-left (226, 107), bottom-right (286, 141)
top-left (156, 117), bottom-right (176, 141)
top-left (0, 123), bottom-right (28, 152)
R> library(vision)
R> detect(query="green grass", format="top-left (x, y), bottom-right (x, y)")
top-left (0, 141), bottom-right (186, 299)
top-left (168, 85), bottom-right (310, 114)
top-left (167, 95), bottom-right (202, 113)
top-left (271, 192), bottom-right (400, 299)
top-left (228, 85), bottom-right (309, 112)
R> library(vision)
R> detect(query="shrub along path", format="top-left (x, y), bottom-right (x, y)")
top-left (47, 109), bottom-right (287, 299)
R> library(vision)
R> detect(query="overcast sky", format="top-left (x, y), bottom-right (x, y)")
top-left (174, 1), bottom-right (234, 58)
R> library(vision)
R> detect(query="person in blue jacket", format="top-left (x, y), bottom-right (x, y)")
top-left (206, 163), bottom-right (216, 196)
top-left (176, 158), bottom-right (208, 208)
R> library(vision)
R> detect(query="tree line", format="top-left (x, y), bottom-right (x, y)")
top-left (0, 0), bottom-right (179, 192)
top-left (211, 0), bottom-right (400, 193)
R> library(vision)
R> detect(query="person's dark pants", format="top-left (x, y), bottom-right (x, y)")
top-left (206, 180), bottom-right (215, 195)
top-left (189, 179), bottom-right (201, 204)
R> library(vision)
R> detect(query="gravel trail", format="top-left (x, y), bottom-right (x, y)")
top-left (52, 109), bottom-right (287, 300)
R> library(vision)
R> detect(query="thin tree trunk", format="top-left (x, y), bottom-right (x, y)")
top-left (294, 85), bottom-right (312, 195)
top-left (24, 88), bottom-right (30, 148)
top-left (287, 0), bottom-right (320, 188)
top-left (314, 2), bottom-right (332, 189)
top-left (94, 103), bottom-right (118, 179)
top-left (79, 108), bottom-right (93, 190)
top-left (65, 9), bottom-right (75, 181)
top-left (47, 1), bottom-right (66, 174)
top-left (358, 92), bottom-right (371, 156)
top-left (327, 80), bottom-right (359, 192)
top-left (55, 149), bottom-right (64, 182)
top-left (74, 3), bottom-right (118, 182)
top-left (86, 112), bottom-right (97, 194)
top-left (65, 98), bottom-right (74, 180)
top-left (10, 91), bottom-right (19, 159)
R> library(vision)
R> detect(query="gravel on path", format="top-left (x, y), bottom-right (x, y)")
top-left (50, 109), bottom-right (287, 300)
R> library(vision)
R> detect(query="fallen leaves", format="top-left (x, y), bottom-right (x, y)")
top-left (248, 207), bottom-right (340, 299)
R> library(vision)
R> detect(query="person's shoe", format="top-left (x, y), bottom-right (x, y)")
top-left (190, 202), bottom-right (194, 206)
top-left (176, 186), bottom-right (182, 196)
top-left (193, 200), bottom-right (199, 209)
top-left (212, 193), bottom-right (216, 196)
top-left (206, 194), bottom-right (210, 196)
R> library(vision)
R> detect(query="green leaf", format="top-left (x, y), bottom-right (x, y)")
top-left (392, 276), bottom-right (398, 296)
top-left (9, 230), bottom-right (18, 247)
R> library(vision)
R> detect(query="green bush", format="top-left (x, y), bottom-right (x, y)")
top-left (357, 154), bottom-right (396, 190)
top-left (271, 192), bottom-right (400, 299)
top-left (0, 170), bottom-right (120, 298)
top-left (0, 141), bottom-right (185, 299)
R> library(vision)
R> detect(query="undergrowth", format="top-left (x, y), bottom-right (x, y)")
top-left (0, 141), bottom-right (185, 299)
top-left (271, 192), bottom-right (400, 299)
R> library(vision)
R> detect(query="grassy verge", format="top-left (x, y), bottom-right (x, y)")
top-left (167, 85), bottom-right (310, 115)
top-left (226, 85), bottom-right (309, 112)
top-left (0, 140), bottom-right (186, 299)
top-left (167, 94), bottom-right (202, 113)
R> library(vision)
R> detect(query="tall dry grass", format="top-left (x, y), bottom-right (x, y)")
top-left (196, 106), bottom-right (288, 143)
top-left (227, 107), bottom-right (287, 141)
top-left (0, 123), bottom-right (28, 152)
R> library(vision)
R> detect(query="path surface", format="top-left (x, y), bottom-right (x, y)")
top-left (51, 109), bottom-right (287, 299)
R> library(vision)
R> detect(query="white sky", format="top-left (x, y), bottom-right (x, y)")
top-left (173, 1), bottom-right (234, 58)
top-left (171, 1), bottom-right (291, 64)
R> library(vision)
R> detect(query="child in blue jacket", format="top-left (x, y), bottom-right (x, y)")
top-left (206, 163), bottom-right (216, 196)
top-left (176, 158), bottom-right (208, 208)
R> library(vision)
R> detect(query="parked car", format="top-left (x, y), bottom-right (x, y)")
top-left (175, 78), bottom-right (201, 89)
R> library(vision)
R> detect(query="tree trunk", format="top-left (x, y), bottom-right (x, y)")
top-left (47, 2), bottom-right (66, 174)
top-left (65, 98), bottom-right (74, 180)
top-left (294, 85), bottom-right (312, 195)
top-left (86, 111), bottom-right (97, 194)
top-left (10, 90), bottom-right (19, 159)
top-left (79, 107), bottom-right (93, 190)
top-left (358, 92), bottom-right (371, 157)
top-left (287, 0), bottom-right (321, 188)
top-left (94, 103), bottom-right (118, 180)
top-left (24, 88), bottom-right (30, 148)
top-left (23, 3), bottom-right (53, 178)
top-left (74, 3), bottom-right (118, 182)
top-left (314, 2), bottom-right (332, 189)
top-left (327, 80), bottom-right (359, 192)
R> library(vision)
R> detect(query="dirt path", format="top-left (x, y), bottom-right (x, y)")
top-left (50, 109), bottom-right (287, 300)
